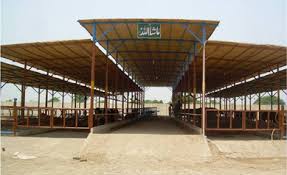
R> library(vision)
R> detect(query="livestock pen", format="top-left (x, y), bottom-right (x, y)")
top-left (1, 18), bottom-right (286, 138)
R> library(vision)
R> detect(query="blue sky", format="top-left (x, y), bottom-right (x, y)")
top-left (1, 0), bottom-right (286, 103)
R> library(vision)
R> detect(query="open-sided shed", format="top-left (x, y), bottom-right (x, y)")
top-left (1, 18), bottom-right (286, 136)
top-left (1, 39), bottom-right (141, 92)
top-left (1, 62), bottom-right (105, 97)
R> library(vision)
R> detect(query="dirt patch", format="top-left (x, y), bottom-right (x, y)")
top-left (1, 120), bottom-right (286, 175)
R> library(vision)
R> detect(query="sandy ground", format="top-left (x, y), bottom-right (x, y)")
top-left (1, 118), bottom-right (287, 175)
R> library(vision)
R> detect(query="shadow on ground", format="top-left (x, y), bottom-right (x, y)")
top-left (111, 118), bottom-right (198, 135)
top-left (23, 130), bottom-right (89, 138)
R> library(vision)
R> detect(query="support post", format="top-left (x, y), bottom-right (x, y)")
top-left (21, 62), bottom-right (27, 119)
top-left (122, 92), bottom-right (124, 119)
top-left (61, 91), bottom-right (65, 126)
top-left (89, 41), bottom-right (96, 129)
top-left (84, 95), bottom-right (87, 116)
top-left (277, 66), bottom-right (280, 112)
top-left (258, 93), bottom-right (261, 111)
top-left (193, 57), bottom-right (197, 115)
top-left (38, 87), bottom-right (41, 109)
top-left (201, 32), bottom-right (206, 136)
top-left (13, 98), bottom-right (17, 136)
top-left (219, 96), bottom-right (222, 110)
top-left (62, 91), bottom-right (65, 109)
top-left (51, 90), bottom-right (54, 108)
top-left (271, 90), bottom-right (273, 110)
top-left (104, 56), bottom-right (109, 124)
top-left (249, 94), bottom-right (251, 111)
top-left (38, 87), bottom-right (41, 126)
top-left (127, 92), bottom-right (129, 114)
top-left (74, 93), bottom-right (77, 109)
top-left (45, 88), bottom-right (48, 114)
top-left (244, 95), bottom-right (247, 111)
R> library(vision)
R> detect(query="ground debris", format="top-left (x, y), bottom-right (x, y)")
top-left (13, 152), bottom-right (37, 160)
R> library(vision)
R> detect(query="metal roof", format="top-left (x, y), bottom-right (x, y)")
top-left (1, 39), bottom-right (141, 92)
top-left (1, 62), bottom-right (105, 96)
top-left (176, 40), bottom-right (286, 93)
top-left (78, 18), bottom-right (219, 86)
top-left (1, 19), bottom-right (285, 97)
top-left (207, 69), bottom-right (286, 98)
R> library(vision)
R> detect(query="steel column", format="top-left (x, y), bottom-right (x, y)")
top-left (127, 92), bottom-right (129, 114)
top-left (193, 57), bottom-right (197, 115)
top-left (38, 87), bottom-right (41, 109)
top-left (271, 89), bottom-right (274, 110)
top-left (52, 90), bottom-right (54, 108)
top-left (202, 42), bottom-right (206, 135)
top-left (104, 56), bottom-right (109, 124)
top-left (45, 88), bottom-right (48, 115)
top-left (122, 92), bottom-right (124, 119)
top-left (89, 44), bottom-right (96, 129)
top-left (74, 93), bottom-right (77, 109)
top-left (21, 62), bottom-right (27, 118)
top-left (62, 91), bottom-right (65, 109)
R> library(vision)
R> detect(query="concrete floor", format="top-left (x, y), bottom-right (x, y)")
top-left (1, 118), bottom-right (286, 175)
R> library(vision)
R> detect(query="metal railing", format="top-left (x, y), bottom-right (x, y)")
top-left (1, 105), bottom-right (158, 135)
top-left (177, 108), bottom-right (286, 136)
top-left (205, 109), bottom-right (286, 134)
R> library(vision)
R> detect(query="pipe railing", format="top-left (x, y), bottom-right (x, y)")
top-left (177, 108), bottom-right (286, 137)
top-left (1, 105), bottom-right (157, 135)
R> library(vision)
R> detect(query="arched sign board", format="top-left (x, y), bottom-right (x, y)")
top-left (137, 23), bottom-right (161, 39)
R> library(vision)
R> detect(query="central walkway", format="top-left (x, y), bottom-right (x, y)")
top-left (113, 118), bottom-right (187, 135)
top-left (85, 118), bottom-right (211, 174)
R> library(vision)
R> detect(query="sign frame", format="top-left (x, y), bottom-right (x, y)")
top-left (137, 23), bottom-right (161, 39)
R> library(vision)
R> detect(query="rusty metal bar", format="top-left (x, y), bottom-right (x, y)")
top-left (38, 87), bottom-right (41, 109)
top-left (280, 108), bottom-right (284, 138)
top-left (267, 111), bottom-right (270, 129)
top-left (216, 110), bottom-right (220, 128)
top-left (13, 99), bottom-right (17, 136)
top-left (71, 94), bottom-right (73, 109)
top-left (84, 95), bottom-right (87, 116)
top-left (45, 72), bottom-right (49, 112)
top-left (229, 111), bottom-right (233, 128)
top-left (20, 61), bottom-right (27, 119)
top-left (38, 87), bottom-right (41, 126)
top-left (89, 44), bottom-right (96, 129)
top-left (249, 94), bottom-right (251, 111)
top-left (205, 128), bottom-right (280, 131)
top-left (202, 42), bottom-right (206, 135)
top-left (242, 111), bottom-right (246, 130)
top-left (50, 109), bottom-right (54, 128)
top-left (63, 109), bottom-right (66, 127)
top-left (75, 109), bottom-right (78, 128)
top-left (38, 108), bottom-right (41, 126)
top-left (74, 93), bottom-right (77, 109)
top-left (122, 92), bottom-right (124, 119)
top-left (27, 109), bottom-right (30, 127)
top-left (52, 90), bottom-right (54, 108)
top-left (127, 92), bottom-right (129, 114)
top-left (219, 96), bottom-right (222, 110)
top-left (193, 56), bottom-right (196, 115)
top-left (104, 58), bottom-right (109, 124)
top-left (271, 90), bottom-right (273, 110)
